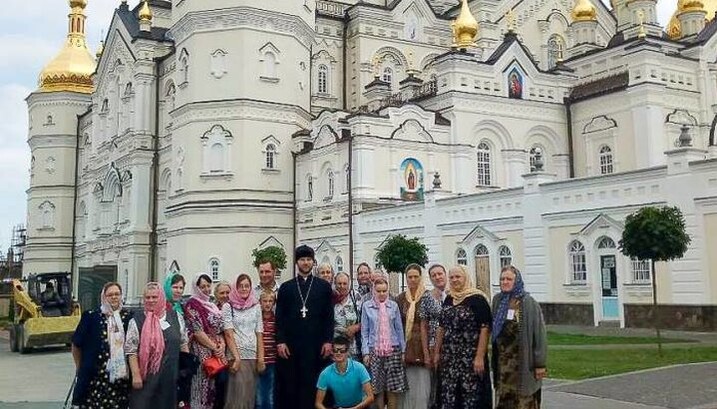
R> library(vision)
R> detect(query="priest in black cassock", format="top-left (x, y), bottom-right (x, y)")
top-left (275, 244), bottom-right (335, 409)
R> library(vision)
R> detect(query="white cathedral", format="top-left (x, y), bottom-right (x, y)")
top-left (24, 0), bottom-right (717, 328)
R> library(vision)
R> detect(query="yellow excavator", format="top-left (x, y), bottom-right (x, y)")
top-left (7, 273), bottom-right (81, 353)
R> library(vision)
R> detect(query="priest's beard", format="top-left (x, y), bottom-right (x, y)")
top-left (296, 263), bottom-right (313, 277)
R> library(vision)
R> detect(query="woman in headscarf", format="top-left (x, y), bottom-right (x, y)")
top-left (164, 273), bottom-right (186, 315)
top-left (333, 271), bottom-right (361, 359)
top-left (361, 271), bottom-right (407, 409)
top-left (418, 264), bottom-right (447, 408)
top-left (184, 274), bottom-right (228, 409)
top-left (492, 266), bottom-right (547, 409)
top-left (396, 264), bottom-right (430, 409)
top-left (71, 282), bottom-right (133, 409)
top-left (433, 265), bottom-right (492, 409)
top-left (222, 274), bottom-right (264, 409)
top-left (213, 280), bottom-right (232, 409)
top-left (126, 282), bottom-right (189, 409)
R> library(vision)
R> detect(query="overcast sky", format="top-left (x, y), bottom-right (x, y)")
top-left (0, 0), bottom-right (677, 251)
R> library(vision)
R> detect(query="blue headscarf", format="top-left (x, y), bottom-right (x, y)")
top-left (491, 267), bottom-right (526, 343)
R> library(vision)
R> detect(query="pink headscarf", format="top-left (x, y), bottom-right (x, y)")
top-left (190, 273), bottom-right (221, 315)
top-left (372, 272), bottom-right (393, 357)
top-left (139, 282), bottom-right (166, 378)
top-left (228, 274), bottom-right (259, 311)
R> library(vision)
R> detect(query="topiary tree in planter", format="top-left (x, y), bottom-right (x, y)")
top-left (375, 235), bottom-right (428, 291)
top-left (619, 206), bottom-right (690, 355)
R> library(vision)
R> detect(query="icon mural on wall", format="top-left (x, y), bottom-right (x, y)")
top-left (400, 158), bottom-right (424, 201)
top-left (508, 67), bottom-right (523, 99)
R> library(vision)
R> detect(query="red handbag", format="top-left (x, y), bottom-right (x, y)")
top-left (202, 356), bottom-right (227, 378)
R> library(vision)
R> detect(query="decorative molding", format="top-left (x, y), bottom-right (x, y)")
top-left (169, 7), bottom-right (315, 49)
top-left (583, 115), bottom-right (618, 134)
top-left (665, 108), bottom-right (698, 126)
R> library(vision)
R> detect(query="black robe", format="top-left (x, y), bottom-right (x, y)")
top-left (275, 274), bottom-right (334, 409)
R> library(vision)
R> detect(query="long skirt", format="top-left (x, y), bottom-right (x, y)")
top-left (399, 365), bottom-right (431, 409)
top-left (224, 359), bottom-right (257, 409)
top-left (369, 347), bottom-right (408, 394)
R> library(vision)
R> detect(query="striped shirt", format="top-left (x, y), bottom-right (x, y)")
top-left (262, 313), bottom-right (277, 365)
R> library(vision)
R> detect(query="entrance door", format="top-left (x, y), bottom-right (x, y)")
top-left (600, 255), bottom-right (618, 319)
top-left (474, 256), bottom-right (490, 296)
top-left (78, 266), bottom-right (117, 312)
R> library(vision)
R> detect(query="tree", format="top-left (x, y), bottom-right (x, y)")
top-left (375, 235), bottom-right (429, 276)
top-left (252, 246), bottom-right (288, 271)
top-left (619, 206), bottom-right (691, 355)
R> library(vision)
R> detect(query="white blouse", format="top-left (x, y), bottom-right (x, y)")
top-left (222, 303), bottom-right (263, 360)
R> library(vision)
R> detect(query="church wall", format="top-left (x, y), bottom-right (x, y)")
top-left (355, 156), bottom-right (717, 328)
top-left (702, 213), bottom-right (717, 303)
top-left (571, 93), bottom-right (638, 178)
top-left (165, 228), bottom-right (294, 286)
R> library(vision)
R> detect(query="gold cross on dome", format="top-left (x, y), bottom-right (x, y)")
top-left (506, 9), bottom-right (516, 32)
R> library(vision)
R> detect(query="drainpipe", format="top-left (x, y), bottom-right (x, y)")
top-left (347, 132), bottom-right (354, 282)
top-left (342, 11), bottom-right (348, 111)
top-left (292, 151), bottom-right (298, 278)
top-left (70, 113), bottom-right (83, 286)
top-left (564, 96), bottom-right (575, 178)
top-left (148, 59), bottom-right (161, 282)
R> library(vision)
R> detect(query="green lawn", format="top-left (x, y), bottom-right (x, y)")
top-left (547, 331), bottom-right (690, 345)
top-left (549, 347), bottom-right (717, 380)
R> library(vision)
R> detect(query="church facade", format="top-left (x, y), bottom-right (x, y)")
top-left (24, 0), bottom-right (717, 328)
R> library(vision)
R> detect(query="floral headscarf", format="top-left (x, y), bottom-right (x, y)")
top-left (491, 266), bottom-right (526, 343)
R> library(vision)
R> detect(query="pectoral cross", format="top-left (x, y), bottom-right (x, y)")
top-left (300, 306), bottom-right (308, 318)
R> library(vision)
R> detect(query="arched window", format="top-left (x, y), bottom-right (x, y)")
top-left (264, 51), bottom-right (277, 78)
top-left (201, 124), bottom-right (233, 174)
top-left (599, 145), bottom-right (614, 175)
top-left (39, 201), bottom-right (55, 229)
top-left (307, 175), bottom-right (314, 201)
top-left (476, 142), bottom-right (491, 186)
top-left (547, 34), bottom-right (565, 69)
top-left (327, 170), bottom-right (335, 198)
top-left (529, 146), bottom-right (544, 172)
top-left (475, 244), bottom-right (489, 257)
top-left (498, 245), bottom-right (512, 268)
top-left (209, 258), bottom-right (220, 282)
top-left (382, 67), bottom-right (393, 84)
top-left (568, 240), bottom-right (587, 283)
top-left (456, 248), bottom-right (468, 265)
top-left (210, 143), bottom-right (224, 172)
top-left (597, 236), bottom-right (616, 249)
top-left (335, 256), bottom-right (344, 273)
top-left (179, 53), bottom-right (189, 84)
top-left (265, 144), bottom-right (276, 169)
top-left (318, 64), bottom-right (328, 94)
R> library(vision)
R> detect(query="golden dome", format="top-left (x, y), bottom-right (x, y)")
top-left (669, 0), bottom-right (714, 39)
top-left (38, 0), bottom-right (95, 93)
top-left (572, 0), bottom-right (597, 22)
top-left (680, 0), bottom-right (705, 11)
top-left (139, 0), bottom-right (152, 22)
top-left (452, 0), bottom-right (478, 49)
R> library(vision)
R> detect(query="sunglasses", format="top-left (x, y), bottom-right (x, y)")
top-left (332, 347), bottom-right (348, 354)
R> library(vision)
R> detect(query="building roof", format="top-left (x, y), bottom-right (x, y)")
top-left (569, 72), bottom-right (629, 102)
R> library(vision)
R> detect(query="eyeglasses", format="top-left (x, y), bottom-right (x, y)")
top-left (332, 347), bottom-right (348, 354)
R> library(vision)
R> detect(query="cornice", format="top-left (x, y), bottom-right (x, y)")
top-left (171, 99), bottom-right (313, 129)
top-left (168, 7), bottom-right (315, 49)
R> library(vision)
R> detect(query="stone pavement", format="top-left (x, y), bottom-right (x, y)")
top-left (547, 362), bottom-right (717, 409)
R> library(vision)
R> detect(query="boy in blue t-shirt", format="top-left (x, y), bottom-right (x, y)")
top-left (316, 336), bottom-right (374, 409)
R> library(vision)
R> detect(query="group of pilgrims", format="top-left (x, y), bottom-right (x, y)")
top-left (70, 244), bottom-right (548, 409)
